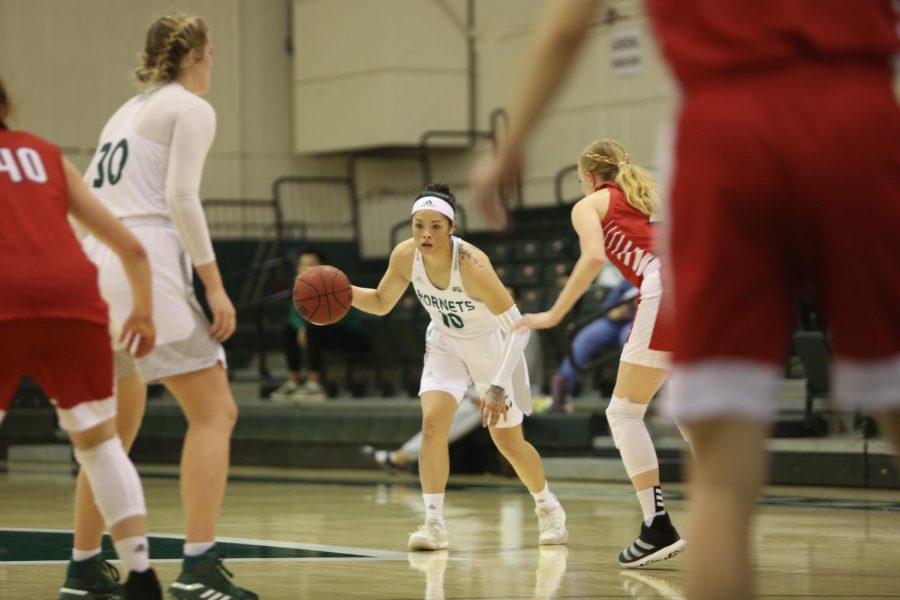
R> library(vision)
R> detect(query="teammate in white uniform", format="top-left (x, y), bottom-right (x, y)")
top-left (351, 184), bottom-right (569, 551)
top-left (63, 13), bottom-right (256, 600)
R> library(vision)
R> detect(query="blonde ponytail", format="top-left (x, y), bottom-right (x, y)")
top-left (579, 139), bottom-right (658, 217)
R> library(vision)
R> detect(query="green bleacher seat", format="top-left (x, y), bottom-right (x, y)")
top-left (512, 239), bottom-right (542, 263)
top-left (542, 234), bottom-right (574, 260)
top-left (481, 240), bottom-right (513, 264)
top-left (574, 286), bottom-right (609, 319)
top-left (518, 287), bottom-right (546, 313)
top-left (542, 260), bottom-right (573, 286)
top-left (511, 263), bottom-right (542, 287)
top-left (494, 263), bottom-right (513, 285)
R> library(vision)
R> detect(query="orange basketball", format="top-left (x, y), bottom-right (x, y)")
top-left (293, 265), bottom-right (352, 325)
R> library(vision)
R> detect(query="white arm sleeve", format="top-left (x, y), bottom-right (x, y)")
top-left (165, 102), bottom-right (216, 266)
top-left (491, 304), bottom-right (531, 388)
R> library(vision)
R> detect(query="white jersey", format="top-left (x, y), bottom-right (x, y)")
top-left (414, 236), bottom-right (533, 418)
top-left (81, 82), bottom-right (223, 383)
top-left (83, 82), bottom-right (216, 265)
top-left (411, 236), bottom-right (500, 339)
top-left (86, 89), bottom-right (165, 217)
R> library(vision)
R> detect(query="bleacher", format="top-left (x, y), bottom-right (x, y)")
top-left (175, 188), bottom-right (892, 489)
top-left (2, 163), bottom-right (896, 490)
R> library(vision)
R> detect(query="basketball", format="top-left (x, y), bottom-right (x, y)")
top-left (293, 265), bottom-right (353, 325)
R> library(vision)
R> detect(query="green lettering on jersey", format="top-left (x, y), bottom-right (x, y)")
top-left (92, 139), bottom-right (129, 188)
top-left (440, 312), bottom-right (465, 329)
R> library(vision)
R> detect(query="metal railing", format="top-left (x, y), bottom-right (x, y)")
top-left (272, 176), bottom-right (357, 242)
top-left (554, 164), bottom-right (580, 206)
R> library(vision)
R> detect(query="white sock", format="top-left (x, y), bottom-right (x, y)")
top-left (184, 541), bottom-right (215, 556)
top-left (374, 450), bottom-right (389, 465)
top-left (74, 437), bottom-right (146, 526)
top-left (637, 486), bottom-right (665, 525)
top-left (72, 547), bottom-right (101, 562)
top-left (423, 493), bottom-right (445, 523)
top-left (114, 535), bottom-right (150, 573)
top-left (530, 482), bottom-right (559, 508)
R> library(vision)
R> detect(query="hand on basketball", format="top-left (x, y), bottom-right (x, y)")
top-left (206, 287), bottom-right (237, 342)
top-left (516, 311), bottom-right (561, 331)
top-left (119, 311), bottom-right (156, 358)
top-left (481, 384), bottom-right (509, 428)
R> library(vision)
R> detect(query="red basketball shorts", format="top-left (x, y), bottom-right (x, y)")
top-left (665, 63), bottom-right (900, 416)
top-left (0, 319), bottom-right (116, 431)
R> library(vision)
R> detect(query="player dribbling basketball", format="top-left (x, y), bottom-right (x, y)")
top-left (350, 183), bottom-right (569, 551)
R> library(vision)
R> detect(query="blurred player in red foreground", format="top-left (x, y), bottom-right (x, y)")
top-left (472, 2), bottom-right (900, 598)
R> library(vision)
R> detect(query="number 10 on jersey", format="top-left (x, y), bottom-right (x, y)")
top-left (440, 312), bottom-right (464, 329)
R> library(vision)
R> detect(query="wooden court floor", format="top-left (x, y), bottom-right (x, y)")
top-left (1, 465), bottom-right (898, 599)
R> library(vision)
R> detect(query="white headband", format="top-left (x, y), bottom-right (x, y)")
top-left (411, 195), bottom-right (455, 221)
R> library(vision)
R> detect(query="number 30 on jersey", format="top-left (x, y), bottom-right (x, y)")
top-left (92, 139), bottom-right (129, 188)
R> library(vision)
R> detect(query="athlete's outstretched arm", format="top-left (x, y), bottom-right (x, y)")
top-left (351, 242), bottom-right (413, 316)
top-left (472, 0), bottom-right (603, 228)
top-left (520, 197), bottom-right (606, 330)
top-left (458, 244), bottom-right (529, 427)
top-left (64, 158), bottom-right (156, 357)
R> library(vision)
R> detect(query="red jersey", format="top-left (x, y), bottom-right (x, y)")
top-left (648, 0), bottom-right (900, 92)
top-left (0, 130), bottom-right (108, 325)
top-left (599, 182), bottom-right (660, 289)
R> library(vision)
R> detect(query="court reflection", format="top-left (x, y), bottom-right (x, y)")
top-left (406, 545), bottom-right (569, 600)
top-left (619, 569), bottom-right (685, 599)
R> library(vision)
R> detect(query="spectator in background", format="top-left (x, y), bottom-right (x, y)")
top-left (270, 249), bottom-right (368, 401)
top-left (361, 387), bottom-right (483, 472)
top-left (551, 277), bottom-right (637, 412)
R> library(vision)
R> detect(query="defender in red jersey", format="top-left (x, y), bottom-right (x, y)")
top-left (471, 2), bottom-right (900, 598)
top-left (519, 139), bottom-right (685, 568)
top-left (0, 78), bottom-right (162, 599)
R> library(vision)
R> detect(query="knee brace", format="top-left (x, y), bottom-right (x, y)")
top-left (605, 396), bottom-right (658, 478)
top-left (75, 437), bottom-right (146, 527)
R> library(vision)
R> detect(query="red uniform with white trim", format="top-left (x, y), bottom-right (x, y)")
top-left (0, 130), bottom-right (114, 426)
top-left (599, 182), bottom-right (671, 366)
top-left (600, 182), bottom-right (661, 289)
top-left (648, 0), bottom-right (900, 416)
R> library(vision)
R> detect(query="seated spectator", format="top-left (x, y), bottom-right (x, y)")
top-left (550, 277), bottom-right (637, 411)
top-left (270, 249), bottom-right (368, 400)
top-left (362, 387), bottom-right (482, 471)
